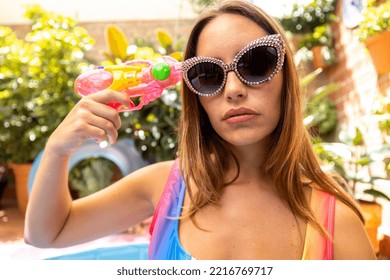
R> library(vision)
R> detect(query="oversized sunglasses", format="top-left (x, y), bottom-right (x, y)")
top-left (182, 34), bottom-right (286, 96)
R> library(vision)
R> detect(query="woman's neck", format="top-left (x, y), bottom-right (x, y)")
top-left (225, 140), bottom-right (271, 183)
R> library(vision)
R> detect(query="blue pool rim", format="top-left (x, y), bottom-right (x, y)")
top-left (46, 243), bottom-right (149, 260)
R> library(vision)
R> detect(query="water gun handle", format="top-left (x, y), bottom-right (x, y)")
top-left (74, 56), bottom-right (182, 111)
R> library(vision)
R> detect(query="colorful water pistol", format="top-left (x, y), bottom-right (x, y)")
top-left (74, 56), bottom-right (182, 111)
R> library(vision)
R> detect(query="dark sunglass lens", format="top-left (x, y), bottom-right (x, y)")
top-left (237, 46), bottom-right (278, 83)
top-left (187, 62), bottom-right (224, 95)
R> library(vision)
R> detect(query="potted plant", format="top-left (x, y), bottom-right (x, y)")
top-left (314, 126), bottom-right (390, 252)
top-left (298, 24), bottom-right (337, 69)
top-left (0, 5), bottom-right (94, 213)
top-left (69, 158), bottom-right (120, 199)
top-left (279, 0), bottom-right (338, 68)
top-left (355, 0), bottom-right (390, 74)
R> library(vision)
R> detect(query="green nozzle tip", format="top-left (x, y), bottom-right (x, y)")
top-left (152, 62), bottom-right (171, 80)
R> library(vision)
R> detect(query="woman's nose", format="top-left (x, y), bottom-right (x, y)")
top-left (223, 71), bottom-right (248, 101)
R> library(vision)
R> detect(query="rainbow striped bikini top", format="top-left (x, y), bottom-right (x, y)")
top-left (148, 160), bottom-right (336, 260)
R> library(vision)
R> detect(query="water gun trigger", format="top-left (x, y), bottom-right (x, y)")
top-left (103, 65), bottom-right (144, 111)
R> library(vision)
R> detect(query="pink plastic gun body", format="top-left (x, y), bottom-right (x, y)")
top-left (74, 56), bottom-right (182, 111)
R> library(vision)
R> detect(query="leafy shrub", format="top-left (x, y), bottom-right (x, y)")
top-left (0, 5), bottom-right (95, 163)
top-left (279, 0), bottom-right (338, 34)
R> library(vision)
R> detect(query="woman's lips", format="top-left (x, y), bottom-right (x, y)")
top-left (222, 107), bottom-right (259, 124)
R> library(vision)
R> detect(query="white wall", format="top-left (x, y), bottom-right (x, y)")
top-left (0, 0), bottom-right (198, 24)
top-left (0, 0), bottom-right (301, 25)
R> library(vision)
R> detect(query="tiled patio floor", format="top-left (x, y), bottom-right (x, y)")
top-left (0, 198), bottom-right (25, 243)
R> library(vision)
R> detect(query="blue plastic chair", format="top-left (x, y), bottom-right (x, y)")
top-left (27, 138), bottom-right (147, 196)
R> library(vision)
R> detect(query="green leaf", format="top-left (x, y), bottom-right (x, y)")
top-left (156, 29), bottom-right (173, 50)
top-left (363, 189), bottom-right (390, 201)
top-left (300, 68), bottom-right (323, 88)
top-left (310, 83), bottom-right (340, 105)
top-left (355, 157), bottom-right (373, 166)
top-left (104, 24), bottom-right (129, 61)
top-left (352, 127), bottom-right (364, 146)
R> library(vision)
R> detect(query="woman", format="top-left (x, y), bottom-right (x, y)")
top-left (25, 0), bottom-right (376, 260)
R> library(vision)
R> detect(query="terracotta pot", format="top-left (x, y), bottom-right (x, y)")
top-left (9, 163), bottom-right (32, 215)
top-left (365, 29), bottom-right (390, 75)
top-left (379, 234), bottom-right (390, 258)
top-left (359, 200), bottom-right (382, 253)
top-left (0, 166), bottom-right (9, 207)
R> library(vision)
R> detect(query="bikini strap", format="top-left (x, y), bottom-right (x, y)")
top-left (149, 159), bottom-right (180, 236)
top-left (302, 188), bottom-right (336, 260)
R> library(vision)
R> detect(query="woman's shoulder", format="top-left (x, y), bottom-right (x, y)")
top-left (118, 159), bottom-right (176, 203)
top-left (125, 159), bottom-right (176, 179)
top-left (302, 182), bottom-right (376, 259)
top-left (139, 159), bottom-right (176, 174)
top-left (333, 199), bottom-right (377, 259)
top-left (306, 184), bottom-right (361, 229)
top-left (333, 198), bottom-right (369, 239)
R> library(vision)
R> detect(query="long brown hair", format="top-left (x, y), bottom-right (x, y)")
top-left (177, 0), bottom-right (363, 236)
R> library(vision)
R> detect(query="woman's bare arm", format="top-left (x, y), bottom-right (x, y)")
top-left (24, 90), bottom-right (172, 247)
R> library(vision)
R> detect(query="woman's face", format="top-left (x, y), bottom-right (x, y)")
top-left (196, 13), bottom-right (283, 149)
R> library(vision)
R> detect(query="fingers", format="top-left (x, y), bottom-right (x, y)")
top-left (74, 101), bottom-right (121, 144)
top-left (78, 98), bottom-right (122, 130)
top-left (80, 122), bottom-right (116, 144)
top-left (86, 113), bottom-right (119, 144)
top-left (85, 89), bottom-right (130, 127)
top-left (49, 89), bottom-right (128, 154)
top-left (88, 89), bottom-right (130, 109)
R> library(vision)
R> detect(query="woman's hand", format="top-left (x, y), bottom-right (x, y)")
top-left (47, 89), bottom-right (129, 156)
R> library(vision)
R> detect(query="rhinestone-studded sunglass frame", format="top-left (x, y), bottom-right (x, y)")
top-left (182, 34), bottom-right (286, 96)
